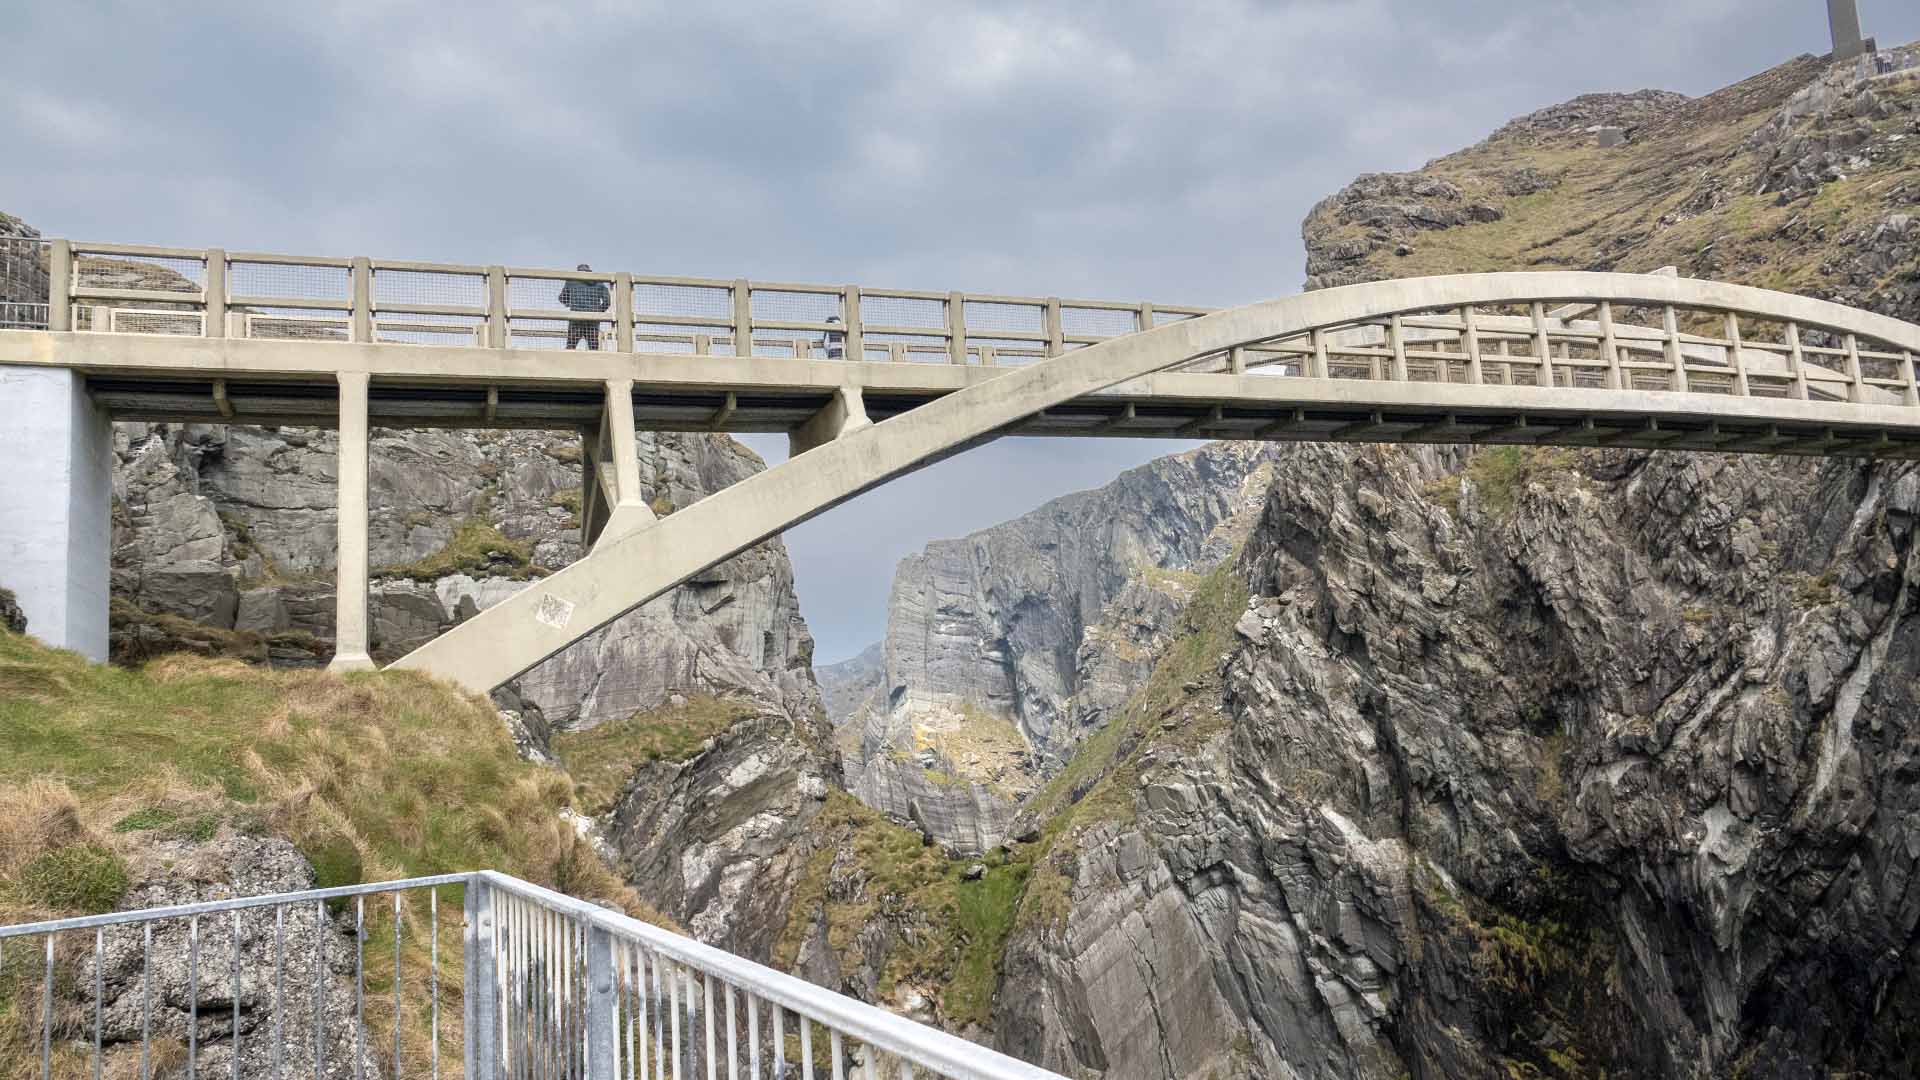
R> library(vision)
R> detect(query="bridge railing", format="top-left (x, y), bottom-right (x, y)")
top-left (0, 869), bottom-right (1062, 1080)
top-left (30, 239), bottom-right (1210, 370)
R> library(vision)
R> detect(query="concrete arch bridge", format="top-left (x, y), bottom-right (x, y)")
top-left (2, 238), bottom-right (1917, 689)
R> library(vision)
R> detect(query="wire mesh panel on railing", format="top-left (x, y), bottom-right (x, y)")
top-left (73, 249), bottom-right (205, 297)
top-left (0, 874), bottom-right (467, 1080)
top-left (0, 235), bottom-right (50, 310)
top-left (371, 266), bottom-right (488, 347)
top-left (242, 306), bottom-right (353, 341)
top-left (0, 301), bottom-right (49, 330)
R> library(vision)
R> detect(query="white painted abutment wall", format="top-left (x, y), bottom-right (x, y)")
top-left (0, 365), bottom-right (112, 660)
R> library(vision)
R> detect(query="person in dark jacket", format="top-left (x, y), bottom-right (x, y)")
top-left (559, 264), bottom-right (611, 350)
top-left (822, 314), bottom-right (846, 359)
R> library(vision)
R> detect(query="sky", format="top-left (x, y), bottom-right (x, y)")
top-left (6, 1), bottom-right (1918, 663)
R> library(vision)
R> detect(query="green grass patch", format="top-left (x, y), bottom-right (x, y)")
top-left (551, 695), bottom-right (759, 814)
top-left (13, 845), bottom-right (128, 913)
top-left (374, 519), bottom-right (535, 581)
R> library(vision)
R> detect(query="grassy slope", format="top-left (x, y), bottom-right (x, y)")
top-left (0, 627), bottom-right (661, 1079)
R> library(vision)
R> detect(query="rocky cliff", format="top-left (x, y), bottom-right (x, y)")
top-left (979, 42), bottom-right (1920, 1080)
top-left (832, 441), bottom-right (1280, 854)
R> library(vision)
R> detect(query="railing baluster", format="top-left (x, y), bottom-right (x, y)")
top-left (230, 910), bottom-right (240, 1080)
top-left (829, 1031), bottom-right (843, 1080)
top-left (93, 928), bottom-right (104, 1080)
top-left (1844, 333), bottom-right (1866, 404)
top-left (355, 898), bottom-right (366, 1080)
top-left (187, 919), bottom-right (198, 1080)
top-left (668, 962), bottom-right (683, 1080)
top-left (394, 892), bottom-right (405, 1080)
top-left (772, 1004), bottom-right (785, 1080)
top-left (273, 905), bottom-right (287, 1080)
top-left (653, 950), bottom-right (666, 1080)
top-left (1662, 304), bottom-right (1688, 392)
top-left (1460, 305), bottom-right (1484, 385)
top-left (704, 974), bottom-right (717, 1080)
top-left (1786, 321), bottom-right (1811, 400)
top-left (432, 890), bottom-right (441, 1080)
top-left (1531, 302), bottom-right (1555, 388)
top-left (1387, 313), bottom-right (1408, 382)
top-left (799, 1016), bottom-right (813, 1080)
top-left (316, 900), bottom-right (328, 1080)
top-left (747, 994), bottom-right (760, 1080)
top-left (1597, 301), bottom-right (1621, 390)
top-left (1725, 312), bottom-right (1751, 396)
top-left (684, 968), bottom-right (698, 1080)
top-left (141, 924), bottom-right (153, 1080)
top-left (726, 984), bottom-right (738, 1080)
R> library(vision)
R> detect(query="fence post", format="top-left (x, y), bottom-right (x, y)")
top-left (349, 257), bottom-right (373, 343)
top-left (844, 286), bottom-right (863, 361)
top-left (586, 925), bottom-right (616, 1080)
top-left (49, 240), bottom-right (71, 331)
top-left (487, 267), bottom-right (508, 348)
top-left (615, 273), bottom-right (634, 353)
top-left (733, 280), bottom-right (753, 357)
top-left (1045, 297), bottom-right (1064, 356)
top-left (947, 292), bottom-right (967, 365)
top-left (204, 248), bottom-right (226, 339)
top-left (465, 879), bottom-right (500, 1080)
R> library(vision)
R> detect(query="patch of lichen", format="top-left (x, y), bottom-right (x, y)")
top-left (1424, 446), bottom-right (1584, 518)
top-left (550, 695), bottom-right (760, 814)
top-left (775, 791), bottom-right (1028, 1028)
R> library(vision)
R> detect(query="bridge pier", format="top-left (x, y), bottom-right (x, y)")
top-left (0, 365), bottom-right (112, 660)
top-left (329, 372), bottom-right (375, 672)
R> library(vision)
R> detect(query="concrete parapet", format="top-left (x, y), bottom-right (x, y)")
top-left (0, 365), bottom-right (111, 659)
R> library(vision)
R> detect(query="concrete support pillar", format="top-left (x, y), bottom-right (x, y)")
top-left (581, 380), bottom-right (656, 550)
top-left (0, 366), bottom-right (111, 660)
top-left (330, 372), bottom-right (375, 672)
top-left (789, 384), bottom-right (871, 456)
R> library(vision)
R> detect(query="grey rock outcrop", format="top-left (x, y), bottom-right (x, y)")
top-left (838, 442), bottom-right (1278, 854)
top-left (0, 585), bottom-right (24, 634)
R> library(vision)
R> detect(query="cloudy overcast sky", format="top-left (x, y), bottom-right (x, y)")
top-left (6, 1), bottom-right (1917, 662)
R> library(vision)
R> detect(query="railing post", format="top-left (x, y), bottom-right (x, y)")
top-left (1724, 312), bottom-right (1750, 396)
top-left (1531, 302), bottom-right (1555, 388)
top-left (1596, 301), bottom-right (1621, 390)
top-left (1310, 328), bottom-right (1329, 379)
top-left (1844, 333), bottom-right (1865, 403)
top-left (1388, 313), bottom-right (1408, 381)
top-left (1229, 345), bottom-right (1246, 375)
top-left (1045, 297), bottom-right (1064, 357)
top-left (1786, 322), bottom-right (1811, 400)
top-left (615, 273), bottom-right (634, 353)
top-left (733, 279), bottom-right (753, 357)
top-left (466, 879), bottom-right (500, 1080)
top-left (1460, 305), bottom-right (1485, 385)
top-left (844, 286), bottom-right (863, 362)
top-left (947, 291), bottom-right (967, 365)
top-left (49, 240), bottom-right (71, 331)
top-left (1662, 305), bottom-right (1688, 393)
top-left (487, 267), bottom-right (508, 348)
top-left (1137, 301), bottom-right (1155, 334)
top-left (1902, 351), bottom-right (1918, 407)
top-left (586, 924), bottom-right (615, 1080)
top-left (350, 257), bottom-right (373, 343)
top-left (204, 248), bottom-right (226, 339)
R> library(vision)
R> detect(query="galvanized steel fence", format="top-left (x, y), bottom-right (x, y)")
top-left (0, 871), bottom-right (1061, 1080)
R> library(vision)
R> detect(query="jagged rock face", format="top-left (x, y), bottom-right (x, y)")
top-left (996, 444), bottom-right (1920, 1077)
top-left (838, 442), bottom-right (1278, 854)
top-left (108, 422), bottom-right (820, 727)
top-left (0, 586), bottom-right (25, 634)
top-left (816, 642), bottom-right (884, 725)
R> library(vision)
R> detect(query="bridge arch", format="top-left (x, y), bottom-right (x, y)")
top-left (392, 271), bottom-right (1920, 694)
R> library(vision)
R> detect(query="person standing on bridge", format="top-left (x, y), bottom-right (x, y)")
top-left (821, 314), bottom-right (846, 359)
top-left (559, 264), bottom-right (611, 350)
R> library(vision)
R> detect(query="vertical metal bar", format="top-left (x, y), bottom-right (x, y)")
top-left (92, 929), bottom-right (104, 1080)
top-left (626, 945), bottom-right (640, 1080)
top-left (432, 890), bottom-right (441, 1080)
top-left (1388, 313), bottom-right (1408, 381)
top-left (188, 919), bottom-right (199, 1080)
top-left (652, 951), bottom-right (665, 1080)
top-left (45, 934), bottom-right (57, 1080)
top-left (615, 273), bottom-right (635, 353)
top-left (1844, 333), bottom-right (1866, 403)
top-left (393, 893), bottom-right (403, 1080)
top-left (316, 901), bottom-right (328, 1080)
top-left (350, 257), bottom-right (373, 343)
top-left (1531, 302), bottom-right (1555, 388)
top-left (732, 281), bottom-right (753, 358)
top-left (683, 968), bottom-right (697, 1080)
top-left (273, 905), bottom-right (287, 1080)
top-left (747, 995), bottom-right (760, 1080)
top-left (1662, 305), bottom-right (1688, 392)
top-left (772, 1005), bottom-right (785, 1080)
top-left (1725, 312), bottom-right (1751, 396)
top-left (799, 1018), bottom-right (813, 1080)
top-left (488, 267), bottom-right (509, 348)
top-left (1596, 301), bottom-right (1621, 390)
top-left (230, 911), bottom-right (239, 1080)
top-left (946, 292), bottom-right (967, 365)
top-left (843, 286), bottom-right (863, 361)
top-left (1460, 305), bottom-right (1486, 385)
top-left (49, 239), bottom-right (72, 331)
top-left (141, 924), bottom-right (153, 1080)
top-left (725, 986), bottom-right (738, 1080)
top-left (355, 897), bottom-right (366, 1080)
top-left (1044, 297), bottom-right (1064, 357)
top-left (899, 1061), bottom-right (912, 1080)
top-left (828, 1031), bottom-right (843, 1080)
top-left (205, 247), bottom-right (227, 339)
top-left (587, 925), bottom-right (616, 1080)
top-left (668, 962), bottom-right (682, 1080)
top-left (703, 976), bottom-right (716, 1080)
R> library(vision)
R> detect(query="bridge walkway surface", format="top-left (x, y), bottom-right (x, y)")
top-left (2, 238), bottom-right (1919, 685)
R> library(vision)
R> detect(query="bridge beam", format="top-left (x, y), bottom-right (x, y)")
top-left (581, 379), bottom-right (656, 550)
top-left (0, 365), bottom-right (111, 660)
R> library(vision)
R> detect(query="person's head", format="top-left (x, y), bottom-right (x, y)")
top-left (826, 315), bottom-right (842, 325)
top-left (576, 263), bottom-right (592, 272)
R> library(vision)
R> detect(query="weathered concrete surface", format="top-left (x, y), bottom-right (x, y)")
top-left (0, 364), bottom-right (112, 659)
